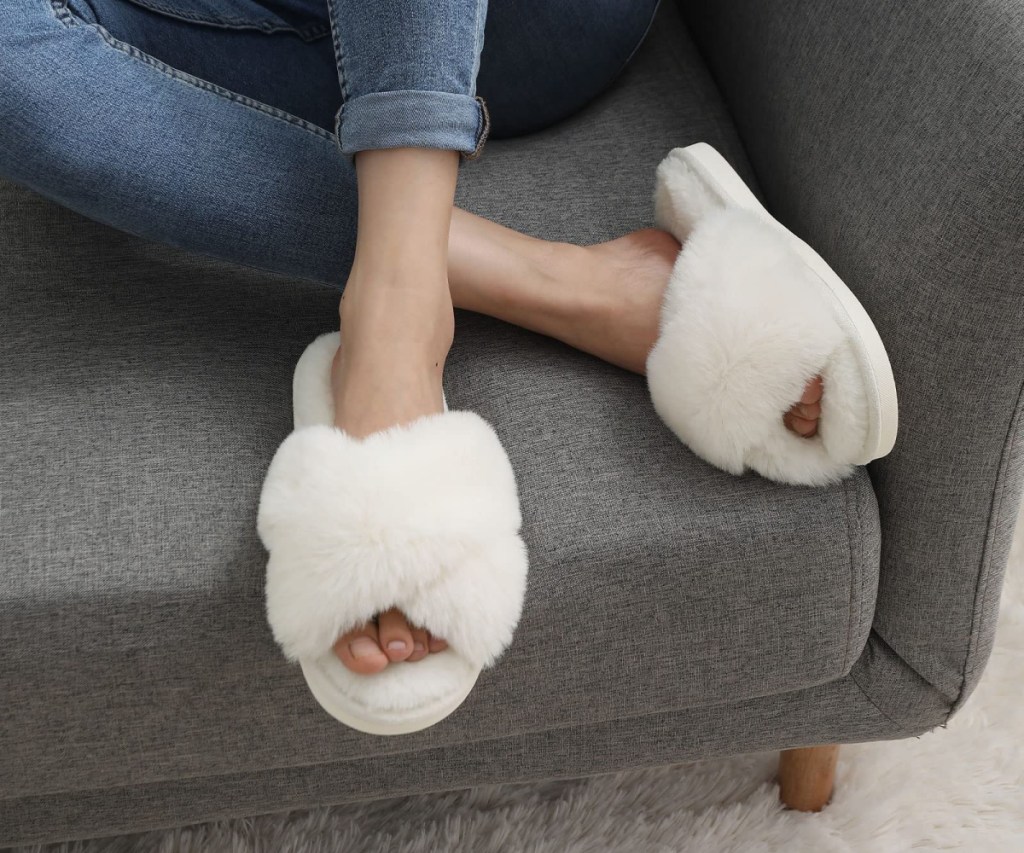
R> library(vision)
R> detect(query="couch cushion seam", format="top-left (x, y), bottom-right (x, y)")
top-left (841, 475), bottom-right (856, 673)
top-left (847, 668), bottom-right (903, 732)
top-left (855, 475), bottom-right (868, 663)
top-left (950, 373), bottom-right (1024, 718)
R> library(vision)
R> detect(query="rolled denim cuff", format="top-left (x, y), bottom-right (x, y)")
top-left (336, 90), bottom-right (490, 159)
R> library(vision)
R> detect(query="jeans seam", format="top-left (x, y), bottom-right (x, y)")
top-left (326, 2), bottom-right (349, 102)
top-left (468, 0), bottom-right (487, 94)
top-left (49, 0), bottom-right (77, 25)
top-left (121, 0), bottom-right (329, 40)
top-left (613, 0), bottom-right (662, 87)
top-left (326, 0), bottom-right (349, 149)
top-left (463, 95), bottom-right (490, 160)
top-left (465, 0), bottom-right (488, 160)
top-left (52, 3), bottom-right (336, 143)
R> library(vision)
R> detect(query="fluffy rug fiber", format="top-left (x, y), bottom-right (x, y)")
top-left (16, 509), bottom-right (1024, 852)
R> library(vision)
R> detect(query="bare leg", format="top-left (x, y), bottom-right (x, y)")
top-left (448, 208), bottom-right (824, 429)
top-left (330, 148), bottom-right (457, 674)
top-left (331, 202), bottom-right (823, 675)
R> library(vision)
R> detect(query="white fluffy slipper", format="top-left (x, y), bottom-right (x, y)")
top-left (256, 332), bottom-right (528, 735)
top-left (646, 143), bottom-right (898, 486)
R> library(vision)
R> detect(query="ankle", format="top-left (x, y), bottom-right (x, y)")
top-left (339, 267), bottom-right (454, 355)
top-left (346, 253), bottom-right (449, 294)
top-left (453, 238), bottom-right (600, 332)
top-left (531, 241), bottom-right (617, 325)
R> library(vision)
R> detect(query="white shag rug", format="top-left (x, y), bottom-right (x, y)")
top-left (18, 510), bottom-right (1024, 852)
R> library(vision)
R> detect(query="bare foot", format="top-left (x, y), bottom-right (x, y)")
top-left (328, 266), bottom-right (453, 674)
top-left (547, 229), bottom-right (824, 438)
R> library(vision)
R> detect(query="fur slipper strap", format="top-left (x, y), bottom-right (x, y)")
top-left (646, 207), bottom-right (869, 486)
top-left (256, 411), bottom-right (528, 668)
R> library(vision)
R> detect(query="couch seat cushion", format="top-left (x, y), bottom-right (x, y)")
top-left (0, 2), bottom-right (879, 799)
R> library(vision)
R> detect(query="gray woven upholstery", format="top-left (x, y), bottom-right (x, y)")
top-left (1, 0), bottom-right (1020, 845)
top-left (682, 0), bottom-right (1024, 710)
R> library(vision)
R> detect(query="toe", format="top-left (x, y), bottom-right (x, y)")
top-left (800, 375), bottom-right (824, 405)
top-left (784, 411), bottom-right (819, 438)
top-left (427, 633), bottom-right (449, 654)
top-left (377, 608), bottom-right (415, 662)
top-left (786, 376), bottom-right (824, 438)
top-left (793, 400), bottom-right (822, 421)
top-left (407, 625), bottom-right (430, 663)
top-left (334, 622), bottom-right (389, 675)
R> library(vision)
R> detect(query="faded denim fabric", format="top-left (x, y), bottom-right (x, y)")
top-left (0, 0), bottom-right (659, 284)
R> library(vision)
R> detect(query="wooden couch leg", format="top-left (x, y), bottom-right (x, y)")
top-left (777, 745), bottom-right (839, 812)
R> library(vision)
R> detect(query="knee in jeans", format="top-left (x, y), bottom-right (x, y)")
top-left (477, 0), bottom-right (661, 137)
top-left (0, 20), bottom-right (97, 184)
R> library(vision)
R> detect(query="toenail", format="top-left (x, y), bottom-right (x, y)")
top-left (414, 642), bottom-right (425, 652)
top-left (387, 640), bottom-right (407, 651)
top-left (350, 638), bottom-right (380, 658)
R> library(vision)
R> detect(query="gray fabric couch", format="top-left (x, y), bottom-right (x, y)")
top-left (2, 0), bottom-right (1022, 846)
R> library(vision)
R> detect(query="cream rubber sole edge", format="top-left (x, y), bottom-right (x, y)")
top-left (678, 142), bottom-right (898, 463)
top-left (299, 656), bottom-right (481, 737)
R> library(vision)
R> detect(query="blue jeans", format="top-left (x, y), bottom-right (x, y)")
top-left (0, 0), bottom-right (659, 287)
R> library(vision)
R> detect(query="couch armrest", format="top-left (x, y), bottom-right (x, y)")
top-left (680, 0), bottom-right (1024, 716)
